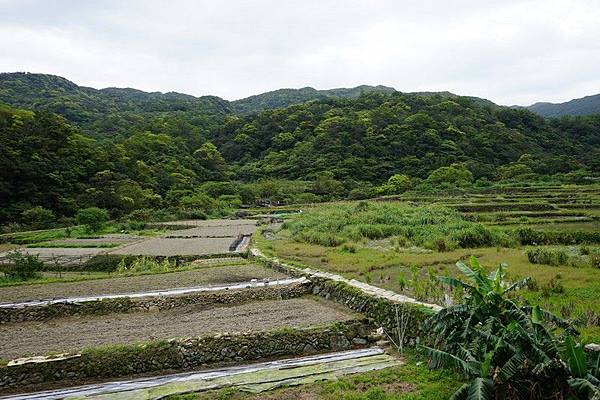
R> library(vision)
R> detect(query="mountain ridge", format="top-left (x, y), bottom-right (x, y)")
top-left (524, 93), bottom-right (600, 117)
top-left (2, 72), bottom-right (599, 124)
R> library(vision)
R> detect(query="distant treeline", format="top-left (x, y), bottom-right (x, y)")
top-left (0, 73), bottom-right (599, 227)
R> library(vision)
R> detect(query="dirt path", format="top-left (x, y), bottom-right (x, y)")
top-left (0, 264), bottom-right (288, 303)
top-left (0, 297), bottom-right (357, 359)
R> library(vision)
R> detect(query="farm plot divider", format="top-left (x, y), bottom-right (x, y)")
top-left (0, 319), bottom-right (373, 390)
top-left (0, 281), bottom-right (311, 323)
top-left (250, 247), bottom-right (438, 346)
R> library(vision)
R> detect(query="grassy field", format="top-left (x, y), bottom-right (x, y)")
top-left (257, 184), bottom-right (600, 342)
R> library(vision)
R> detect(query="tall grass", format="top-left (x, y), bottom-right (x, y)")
top-left (285, 202), bottom-right (511, 251)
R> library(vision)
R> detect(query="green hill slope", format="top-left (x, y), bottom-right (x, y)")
top-left (525, 93), bottom-right (600, 117)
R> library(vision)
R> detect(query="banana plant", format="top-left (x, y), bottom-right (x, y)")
top-left (564, 335), bottom-right (600, 399)
top-left (420, 257), bottom-right (581, 400)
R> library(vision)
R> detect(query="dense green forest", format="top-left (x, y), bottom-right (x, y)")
top-left (1, 72), bottom-right (599, 227)
top-left (230, 85), bottom-right (397, 114)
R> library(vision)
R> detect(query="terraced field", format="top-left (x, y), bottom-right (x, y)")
top-left (260, 184), bottom-right (600, 341)
top-left (109, 236), bottom-right (238, 256)
top-left (0, 297), bottom-right (357, 359)
top-left (0, 264), bottom-right (287, 303)
top-left (0, 219), bottom-right (258, 267)
top-left (0, 217), bottom-right (383, 398)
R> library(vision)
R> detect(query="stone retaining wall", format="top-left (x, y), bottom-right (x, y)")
top-left (73, 253), bottom-right (245, 272)
top-left (0, 320), bottom-right (371, 390)
top-left (0, 282), bottom-right (310, 324)
top-left (251, 248), bottom-right (438, 345)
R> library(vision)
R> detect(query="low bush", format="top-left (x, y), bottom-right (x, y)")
top-left (541, 276), bottom-right (565, 297)
top-left (125, 208), bottom-right (178, 223)
top-left (297, 231), bottom-right (345, 247)
top-left (340, 243), bottom-right (357, 253)
top-left (526, 246), bottom-right (600, 268)
top-left (117, 257), bottom-right (174, 274)
top-left (76, 207), bottom-right (110, 233)
top-left (515, 227), bottom-right (600, 245)
top-left (527, 247), bottom-right (569, 266)
top-left (2, 251), bottom-right (43, 280)
top-left (80, 254), bottom-right (138, 272)
top-left (21, 206), bottom-right (55, 230)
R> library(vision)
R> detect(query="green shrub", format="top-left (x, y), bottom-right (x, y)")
top-left (527, 247), bottom-right (569, 266)
top-left (516, 227), bottom-right (600, 245)
top-left (21, 206), bottom-right (55, 229)
top-left (340, 243), bottom-right (357, 253)
top-left (541, 276), bottom-right (565, 297)
top-left (397, 273), bottom-right (407, 291)
top-left (117, 257), bottom-right (174, 274)
top-left (76, 207), bottom-right (110, 233)
top-left (82, 255), bottom-right (137, 272)
top-left (298, 231), bottom-right (344, 247)
top-left (450, 224), bottom-right (494, 248)
top-left (3, 251), bottom-right (43, 280)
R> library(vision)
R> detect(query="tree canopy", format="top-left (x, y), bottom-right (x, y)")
top-left (1, 73), bottom-right (599, 225)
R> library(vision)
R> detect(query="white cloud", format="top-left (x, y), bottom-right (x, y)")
top-left (0, 0), bottom-right (599, 105)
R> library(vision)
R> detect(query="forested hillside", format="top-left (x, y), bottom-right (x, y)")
top-left (231, 85), bottom-right (396, 114)
top-left (1, 73), bottom-right (599, 226)
top-left (220, 93), bottom-right (600, 181)
top-left (0, 73), bottom-right (231, 140)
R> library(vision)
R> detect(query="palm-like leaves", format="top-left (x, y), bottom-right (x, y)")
top-left (565, 339), bottom-right (600, 399)
top-left (420, 257), bottom-right (587, 400)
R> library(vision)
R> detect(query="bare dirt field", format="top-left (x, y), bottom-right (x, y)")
top-left (107, 219), bottom-right (259, 256)
top-left (159, 219), bottom-right (258, 228)
top-left (0, 247), bottom-right (107, 266)
top-left (0, 297), bottom-right (357, 359)
top-left (42, 237), bottom-right (141, 246)
top-left (166, 225), bottom-right (257, 237)
top-left (109, 237), bottom-right (237, 256)
top-left (0, 264), bottom-right (289, 303)
top-left (164, 219), bottom-right (257, 238)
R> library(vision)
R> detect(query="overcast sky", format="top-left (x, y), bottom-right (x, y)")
top-left (1, 0), bottom-right (599, 105)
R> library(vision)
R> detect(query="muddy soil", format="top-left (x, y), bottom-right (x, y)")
top-left (0, 297), bottom-right (357, 359)
top-left (0, 264), bottom-right (288, 303)
top-left (109, 237), bottom-right (237, 256)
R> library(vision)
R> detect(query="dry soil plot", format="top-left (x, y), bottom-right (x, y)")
top-left (0, 247), bottom-right (106, 266)
top-left (41, 237), bottom-right (141, 246)
top-left (160, 219), bottom-right (258, 228)
top-left (0, 264), bottom-right (289, 303)
top-left (108, 219), bottom-right (258, 256)
top-left (163, 219), bottom-right (258, 238)
top-left (0, 297), bottom-right (357, 359)
top-left (166, 225), bottom-right (257, 237)
top-left (109, 237), bottom-right (237, 256)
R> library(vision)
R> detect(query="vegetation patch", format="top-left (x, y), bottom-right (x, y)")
top-left (420, 257), bottom-right (600, 400)
top-left (285, 202), bottom-right (512, 252)
top-left (527, 246), bottom-right (600, 268)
